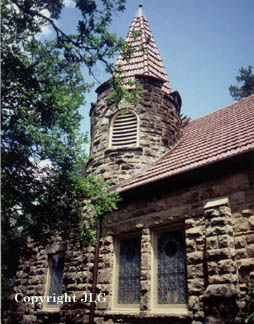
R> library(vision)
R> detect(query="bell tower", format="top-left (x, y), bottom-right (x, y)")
top-left (86, 4), bottom-right (182, 184)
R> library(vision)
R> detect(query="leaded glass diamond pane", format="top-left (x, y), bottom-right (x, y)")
top-left (48, 254), bottom-right (64, 304)
top-left (118, 237), bottom-right (141, 304)
top-left (157, 230), bottom-right (187, 304)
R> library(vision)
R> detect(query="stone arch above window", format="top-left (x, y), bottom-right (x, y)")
top-left (109, 110), bottom-right (139, 148)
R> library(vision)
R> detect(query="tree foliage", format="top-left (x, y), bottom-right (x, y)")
top-left (107, 71), bottom-right (147, 108)
top-left (229, 66), bottom-right (254, 101)
top-left (237, 278), bottom-right (254, 324)
top-left (2, 0), bottom-right (126, 301)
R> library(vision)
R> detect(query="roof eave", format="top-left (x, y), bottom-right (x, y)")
top-left (116, 148), bottom-right (254, 197)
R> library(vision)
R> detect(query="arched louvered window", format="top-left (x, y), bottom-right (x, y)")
top-left (110, 110), bottom-right (139, 147)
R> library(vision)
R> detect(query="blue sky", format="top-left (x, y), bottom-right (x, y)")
top-left (42, 0), bottom-right (254, 141)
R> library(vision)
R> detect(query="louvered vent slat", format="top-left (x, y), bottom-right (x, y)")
top-left (111, 110), bottom-right (138, 147)
top-left (114, 116), bottom-right (136, 122)
top-left (113, 135), bottom-right (137, 140)
top-left (113, 125), bottom-right (137, 132)
top-left (113, 129), bottom-right (137, 135)
top-left (114, 120), bottom-right (137, 126)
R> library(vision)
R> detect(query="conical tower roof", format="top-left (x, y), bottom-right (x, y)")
top-left (116, 4), bottom-right (171, 95)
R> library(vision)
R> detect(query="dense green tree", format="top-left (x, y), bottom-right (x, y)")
top-left (1, 0), bottom-right (126, 302)
top-left (229, 66), bottom-right (254, 101)
top-left (237, 278), bottom-right (254, 324)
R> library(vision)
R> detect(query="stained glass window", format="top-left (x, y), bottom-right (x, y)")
top-left (157, 230), bottom-right (187, 304)
top-left (118, 237), bottom-right (141, 304)
top-left (48, 254), bottom-right (64, 304)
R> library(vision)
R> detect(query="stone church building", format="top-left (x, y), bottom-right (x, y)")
top-left (6, 4), bottom-right (254, 324)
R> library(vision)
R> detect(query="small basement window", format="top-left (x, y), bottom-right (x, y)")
top-left (109, 110), bottom-right (139, 148)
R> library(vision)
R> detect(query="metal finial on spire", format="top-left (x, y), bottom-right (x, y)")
top-left (135, 3), bottom-right (145, 18)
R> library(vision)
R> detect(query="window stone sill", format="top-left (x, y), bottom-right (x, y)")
top-left (104, 310), bottom-right (193, 320)
top-left (105, 146), bottom-right (143, 154)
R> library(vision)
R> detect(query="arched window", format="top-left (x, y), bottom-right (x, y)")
top-left (109, 110), bottom-right (139, 148)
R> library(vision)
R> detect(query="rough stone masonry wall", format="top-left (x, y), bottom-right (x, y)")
top-left (86, 76), bottom-right (182, 184)
top-left (4, 234), bottom-right (97, 324)
top-left (97, 170), bottom-right (254, 324)
top-left (5, 170), bottom-right (254, 324)
top-left (202, 199), bottom-right (239, 324)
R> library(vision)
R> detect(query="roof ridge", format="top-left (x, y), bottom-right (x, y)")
top-left (187, 95), bottom-right (254, 125)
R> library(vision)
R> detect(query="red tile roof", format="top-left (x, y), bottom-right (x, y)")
top-left (116, 4), bottom-right (171, 95)
top-left (117, 95), bottom-right (254, 192)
